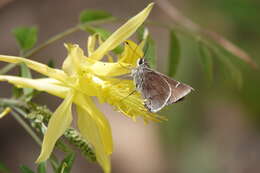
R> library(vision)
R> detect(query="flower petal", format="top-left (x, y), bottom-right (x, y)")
top-left (119, 40), bottom-right (144, 65)
top-left (63, 44), bottom-right (87, 76)
top-left (0, 75), bottom-right (68, 98)
top-left (0, 55), bottom-right (68, 83)
top-left (89, 3), bottom-right (154, 60)
top-left (84, 60), bottom-right (130, 77)
top-left (75, 94), bottom-right (112, 173)
top-left (36, 90), bottom-right (74, 162)
top-left (100, 79), bottom-right (166, 122)
top-left (83, 41), bottom-right (143, 77)
top-left (87, 34), bottom-right (98, 56)
top-left (0, 107), bottom-right (11, 119)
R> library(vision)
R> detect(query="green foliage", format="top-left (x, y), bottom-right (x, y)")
top-left (136, 25), bottom-right (145, 41)
top-left (20, 165), bottom-right (35, 173)
top-left (20, 63), bottom-right (34, 100)
top-left (64, 128), bottom-right (96, 162)
top-left (11, 26), bottom-right (36, 100)
top-left (0, 161), bottom-right (10, 173)
top-left (84, 26), bottom-right (123, 54)
top-left (198, 42), bottom-right (213, 82)
top-left (212, 43), bottom-right (243, 87)
top-left (80, 10), bottom-right (113, 23)
top-left (37, 163), bottom-right (46, 173)
top-left (137, 26), bottom-right (157, 68)
top-left (26, 103), bottom-right (96, 161)
top-left (12, 86), bottom-right (23, 98)
top-left (85, 26), bottom-right (110, 39)
top-left (168, 30), bottom-right (180, 77)
top-left (19, 163), bottom-right (45, 173)
top-left (57, 153), bottom-right (76, 173)
top-left (144, 35), bottom-right (156, 69)
top-left (12, 27), bottom-right (38, 52)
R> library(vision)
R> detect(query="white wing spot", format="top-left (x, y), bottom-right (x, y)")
top-left (175, 82), bottom-right (180, 88)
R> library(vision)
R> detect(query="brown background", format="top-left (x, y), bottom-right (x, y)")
top-left (1, 0), bottom-right (260, 173)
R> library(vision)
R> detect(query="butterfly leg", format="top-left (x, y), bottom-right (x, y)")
top-left (120, 90), bottom-right (137, 102)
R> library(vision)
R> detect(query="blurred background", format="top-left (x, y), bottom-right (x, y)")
top-left (0, 0), bottom-right (260, 173)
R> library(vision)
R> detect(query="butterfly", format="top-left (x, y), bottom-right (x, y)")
top-left (131, 58), bottom-right (193, 113)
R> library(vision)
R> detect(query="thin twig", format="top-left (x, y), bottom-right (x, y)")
top-left (12, 107), bottom-right (60, 171)
top-left (11, 110), bottom-right (42, 146)
top-left (0, 18), bottom-right (116, 75)
top-left (155, 0), bottom-right (258, 68)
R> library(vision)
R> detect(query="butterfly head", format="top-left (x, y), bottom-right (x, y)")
top-left (137, 58), bottom-right (149, 67)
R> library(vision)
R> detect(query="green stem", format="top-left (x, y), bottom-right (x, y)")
top-left (11, 110), bottom-right (42, 146)
top-left (12, 107), bottom-right (60, 171)
top-left (0, 18), bottom-right (116, 75)
top-left (25, 18), bottom-right (116, 58)
top-left (24, 25), bottom-right (80, 58)
top-left (0, 64), bottom-right (16, 75)
top-left (0, 98), bottom-right (26, 107)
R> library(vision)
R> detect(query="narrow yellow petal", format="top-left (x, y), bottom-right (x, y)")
top-left (89, 3), bottom-right (154, 60)
top-left (119, 40), bottom-right (144, 65)
top-left (0, 107), bottom-right (11, 119)
top-left (99, 78), bottom-right (167, 122)
top-left (84, 60), bottom-right (130, 77)
top-left (77, 105), bottom-right (111, 173)
top-left (83, 41), bottom-right (143, 77)
top-left (87, 34), bottom-right (98, 56)
top-left (0, 75), bottom-right (68, 98)
top-left (0, 55), bottom-right (68, 83)
top-left (36, 90), bottom-right (74, 162)
top-left (63, 44), bottom-right (87, 75)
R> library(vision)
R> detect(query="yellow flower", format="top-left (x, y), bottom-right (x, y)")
top-left (0, 3), bottom-right (163, 173)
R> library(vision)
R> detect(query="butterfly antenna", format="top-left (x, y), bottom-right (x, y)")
top-left (143, 41), bottom-right (149, 59)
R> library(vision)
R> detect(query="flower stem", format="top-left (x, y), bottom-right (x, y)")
top-left (0, 18), bottom-right (116, 75)
top-left (11, 110), bottom-right (41, 146)
top-left (11, 108), bottom-right (60, 171)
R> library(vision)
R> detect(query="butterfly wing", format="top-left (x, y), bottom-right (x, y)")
top-left (139, 69), bottom-right (171, 113)
top-left (160, 74), bottom-right (193, 105)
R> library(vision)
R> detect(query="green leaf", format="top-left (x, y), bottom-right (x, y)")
top-left (20, 165), bottom-right (35, 173)
top-left (12, 27), bottom-right (38, 52)
top-left (12, 86), bottom-right (23, 98)
top-left (84, 26), bottom-right (123, 54)
top-left (144, 36), bottom-right (156, 69)
top-left (79, 10), bottom-right (113, 23)
top-left (0, 161), bottom-right (10, 173)
top-left (136, 25), bottom-right (145, 41)
top-left (211, 43), bottom-right (243, 88)
top-left (37, 162), bottom-right (46, 173)
top-left (219, 54), bottom-right (243, 88)
top-left (198, 42), bottom-right (214, 82)
top-left (168, 30), bottom-right (180, 77)
top-left (20, 63), bottom-right (32, 78)
top-left (20, 63), bottom-right (34, 100)
top-left (85, 26), bottom-right (111, 40)
top-left (57, 153), bottom-right (76, 173)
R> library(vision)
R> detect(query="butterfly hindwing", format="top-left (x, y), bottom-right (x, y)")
top-left (160, 74), bottom-right (193, 105)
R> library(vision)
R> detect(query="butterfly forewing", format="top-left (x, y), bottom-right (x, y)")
top-left (139, 69), bottom-right (171, 112)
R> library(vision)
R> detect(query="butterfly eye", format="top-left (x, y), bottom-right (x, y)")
top-left (138, 58), bottom-right (144, 65)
